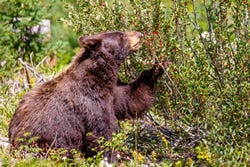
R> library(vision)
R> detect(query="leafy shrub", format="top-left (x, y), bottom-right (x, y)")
top-left (0, 0), bottom-right (72, 82)
top-left (0, 0), bottom-right (46, 79)
top-left (62, 0), bottom-right (249, 165)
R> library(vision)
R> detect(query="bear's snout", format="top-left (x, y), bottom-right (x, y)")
top-left (124, 31), bottom-right (142, 51)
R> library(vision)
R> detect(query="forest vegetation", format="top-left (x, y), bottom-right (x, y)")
top-left (0, 0), bottom-right (249, 166)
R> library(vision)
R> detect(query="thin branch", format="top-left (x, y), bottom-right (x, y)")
top-left (36, 55), bottom-right (48, 70)
top-left (155, 59), bottom-right (184, 101)
top-left (18, 58), bottom-right (46, 83)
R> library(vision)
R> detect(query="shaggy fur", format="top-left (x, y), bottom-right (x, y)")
top-left (8, 31), bottom-right (163, 161)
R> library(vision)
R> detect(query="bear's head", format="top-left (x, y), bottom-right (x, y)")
top-left (78, 31), bottom-right (142, 65)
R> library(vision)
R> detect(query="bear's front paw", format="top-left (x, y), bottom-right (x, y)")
top-left (151, 62), bottom-right (164, 79)
top-left (137, 63), bottom-right (164, 88)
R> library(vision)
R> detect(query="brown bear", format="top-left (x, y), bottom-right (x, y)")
top-left (8, 31), bottom-right (163, 161)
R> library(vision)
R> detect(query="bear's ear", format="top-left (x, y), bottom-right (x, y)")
top-left (78, 36), bottom-right (102, 50)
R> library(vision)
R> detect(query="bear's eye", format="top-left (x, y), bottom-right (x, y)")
top-left (111, 33), bottom-right (124, 41)
top-left (116, 34), bottom-right (125, 48)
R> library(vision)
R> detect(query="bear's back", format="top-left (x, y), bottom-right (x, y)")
top-left (8, 68), bottom-right (115, 149)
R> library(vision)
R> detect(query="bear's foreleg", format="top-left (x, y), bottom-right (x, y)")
top-left (114, 64), bottom-right (164, 120)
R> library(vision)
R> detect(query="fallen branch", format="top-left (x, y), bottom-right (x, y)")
top-left (18, 58), bottom-right (46, 83)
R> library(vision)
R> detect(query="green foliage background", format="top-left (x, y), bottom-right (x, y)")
top-left (0, 0), bottom-right (249, 166)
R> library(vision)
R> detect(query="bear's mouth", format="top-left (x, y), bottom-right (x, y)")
top-left (131, 41), bottom-right (141, 51)
top-left (125, 32), bottom-right (143, 51)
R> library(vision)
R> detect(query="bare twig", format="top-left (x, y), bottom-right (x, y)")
top-left (36, 55), bottom-right (48, 70)
top-left (18, 58), bottom-right (46, 83)
top-left (29, 52), bottom-right (34, 68)
top-left (146, 111), bottom-right (205, 149)
top-left (146, 112), bottom-right (177, 145)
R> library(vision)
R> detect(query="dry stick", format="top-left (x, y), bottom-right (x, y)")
top-left (174, 122), bottom-right (205, 149)
top-left (146, 112), bottom-right (177, 143)
top-left (44, 132), bottom-right (58, 159)
top-left (18, 58), bottom-right (46, 83)
top-left (24, 66), bottom-right (32, 89)
top-left (147, 111), bottom-right (204, 149)
top-left (29, 52), bottom-right (34, 68)
top-left (36, 55), bottom-right (48, 70)
top-left (35, 55), bottom-right (56, 81)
